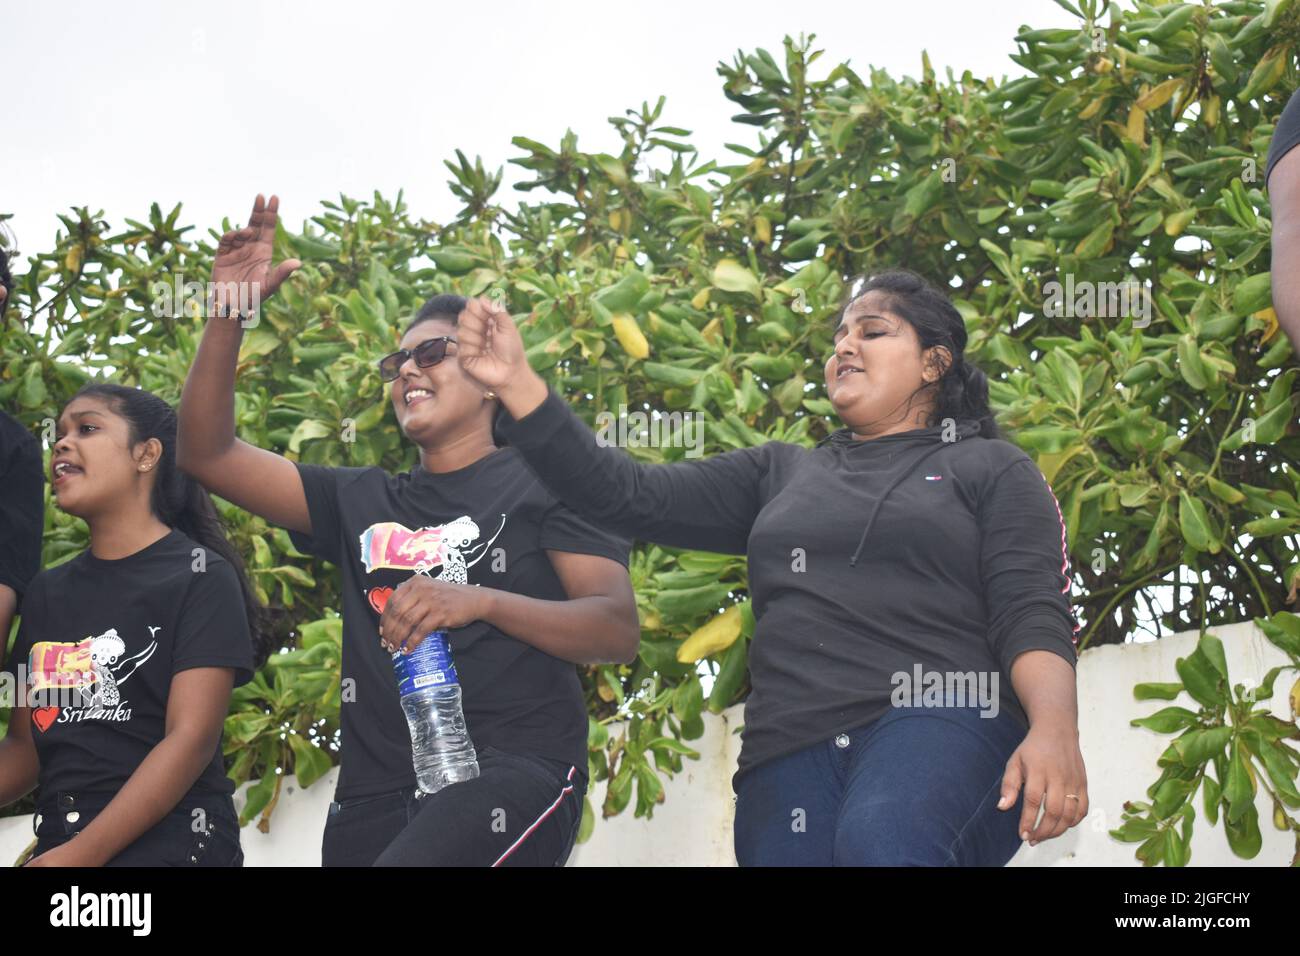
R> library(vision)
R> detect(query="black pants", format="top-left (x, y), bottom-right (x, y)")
top-left (323, 746), bottom-right (586, 867)
top-left (32, 790), bottom-right (244, 867)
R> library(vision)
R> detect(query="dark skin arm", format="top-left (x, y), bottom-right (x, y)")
top-left (379, 551), bottom-right (640, 665)
top-left (0, 584), bottom-right (16, 672)
top-left (1270, 150), bottom-right (1300, 353)
top-left (0, 704), bottom-right (40, 808)
top-left (24, 667), bottom-right (235, 867)
top-left (997, 650), bottom-right (1089, 846)
top-left (177, 194), bottom-right (309, 533)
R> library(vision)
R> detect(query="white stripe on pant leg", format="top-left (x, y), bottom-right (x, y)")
top-left (491, 765), bottom-right (577, 867)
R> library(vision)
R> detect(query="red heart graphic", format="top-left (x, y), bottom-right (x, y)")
top-left (32, 707), bottom-right (59, 732)
top-left (368, 587), bottom-right (394, 615)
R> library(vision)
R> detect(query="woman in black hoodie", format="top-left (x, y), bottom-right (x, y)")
top-left (455, 269), bottom-right (1088, 866)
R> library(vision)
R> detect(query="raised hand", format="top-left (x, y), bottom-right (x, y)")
top-left (211, 194), bottom-right (301, 312)
top-left (456, 296), bottom-right (549, 420)
top-left (455, 296), bottom-right (528, 391)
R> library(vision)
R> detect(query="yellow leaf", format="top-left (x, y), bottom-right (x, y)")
top-left (1125, 105), bottom-right (1147, 146)
top-left (676, 604), bottom-right (744, 663)
top-left (711, 259), bottom-right (761, 300)
top-left (701, 317), bottom-right (723, 343)
top-left (1135, 78), bottom-right (1183, 112)
top-left (1036, 444), bottom-right (1085, 485)
top-left (596, 673), bottom-right (616, 702)
top-left (1078, 95), bottom-right (1107, 120)
top-left (691, 288), bottom-right (710, 310)
top-left (754, 215), bottom-right (772, 245)
top-left (611, 314), bottom-right (650, 360)
top-left (1164, 208), bottom-right (1195, 236)
top-left (1203, 94), bottom-right (1220, 128)
top-left (1255, 307), bottom-right (1280, 344)
top-left (1290, 677), bottom-right (1300, 722)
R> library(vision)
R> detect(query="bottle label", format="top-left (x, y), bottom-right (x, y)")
top-left (393, 631), bottom-right (460, 696)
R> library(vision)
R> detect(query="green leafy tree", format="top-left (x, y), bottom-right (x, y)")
top-left (2, 0), bottom-right (1298, 858)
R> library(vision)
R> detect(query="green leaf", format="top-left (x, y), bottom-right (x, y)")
top-left (1177, 491), bottom-right (1219, 553)
top-left (1131, 706), bottom-right (1199, 734)
top-left (288, 734), bottom-right (332, 789)
top-left (1176, 650), bottom-right (1224, 709)
top-left (1133, 682), bottom-right (1185, 701)
top-left (288, 419), bottom-right (334, 454)
top-left (1223, 740), bottom-right (1254, 823)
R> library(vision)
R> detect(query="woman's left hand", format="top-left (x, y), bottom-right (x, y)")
top-left (24, 841), bottom-right (98, 867)
top-left (378, 577), bottom-right (492, 653)
top-left (997, 720), bottom-right (1089, 847)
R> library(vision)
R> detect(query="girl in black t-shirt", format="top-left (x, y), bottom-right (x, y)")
top-left (0, 385), bottom-right (262, 866)
top-left (178, 194), bottom-right (640, 867)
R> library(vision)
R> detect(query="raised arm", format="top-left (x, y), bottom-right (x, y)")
top-left (456, 297), bottom-right (769, 554)
top-left (177, 194), bottom-right (311, 533)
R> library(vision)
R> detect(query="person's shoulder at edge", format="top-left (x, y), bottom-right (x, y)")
top-left (0, 410), bottom-right (41, 467)
top-left (1266, 86), bottom-right (1300, 187)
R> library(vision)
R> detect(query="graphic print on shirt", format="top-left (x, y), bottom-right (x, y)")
top-left (360, 515), bottom-right (507, 611)
top-left (28, 626), bottom-right (159, 730)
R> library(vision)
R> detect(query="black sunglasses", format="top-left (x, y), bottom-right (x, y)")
top-left (378, 336), bottom-right (456, 382)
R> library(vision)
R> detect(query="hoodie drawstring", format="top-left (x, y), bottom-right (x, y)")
top-left (847, 421), bottom-right (977, 564)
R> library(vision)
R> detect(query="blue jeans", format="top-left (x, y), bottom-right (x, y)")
top-left (733, 702), bottom-right (1029, 866)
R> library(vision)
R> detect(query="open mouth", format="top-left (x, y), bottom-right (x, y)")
top-left (404, 387), bottom-right (435, 407)
top-left (836, 365), bottom-right (863, 379)
top-left (52, 461), bottom-right (83, 483)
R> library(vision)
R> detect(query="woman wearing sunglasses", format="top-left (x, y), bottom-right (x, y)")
top-left (177, 195), bottom-right (640, 867)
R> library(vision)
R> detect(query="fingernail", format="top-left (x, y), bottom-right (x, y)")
top-left (997, 796), bottom-right (1007, 808)
top-left (1021, 831), bottom-right (1029, 841)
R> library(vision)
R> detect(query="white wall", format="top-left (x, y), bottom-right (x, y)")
top-left (3, 621), bottom-right (1295, 866)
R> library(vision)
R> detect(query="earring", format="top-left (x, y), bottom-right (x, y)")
top-left (485, 391), bottom-right (497, 400)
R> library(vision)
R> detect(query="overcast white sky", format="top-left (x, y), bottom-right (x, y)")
top-left (3, 0), bottom-right (1077, 257)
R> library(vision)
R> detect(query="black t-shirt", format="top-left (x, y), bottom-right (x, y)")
top-left (287, 448), bottom-right (631, 801)
top-left (0, 410), bottom-right (44, 609)
top-left (1266, 87), bottom-right (1300, 186)
top-left (2, 529), bottom-right (255, 801)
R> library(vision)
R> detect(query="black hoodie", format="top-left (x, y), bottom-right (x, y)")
top-left (499, 390), bottom-right (1079, 785)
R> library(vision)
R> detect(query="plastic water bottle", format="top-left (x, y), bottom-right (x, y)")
top-left (392, 630), bottom-right (479, 795)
